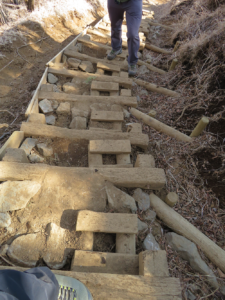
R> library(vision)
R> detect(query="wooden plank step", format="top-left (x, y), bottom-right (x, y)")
top-left (89, 140), bottom-right (131, 154)
top-left (0, 267), bottom-right (182, 300)
top-left (0, 162), bottom-right (166, 189)
top-left (76, 210), bottom-right (138, 234)
top-left (48, 67), bottom-right (132, 88)
top-left (91, 111), bottom-right (123, 122)
top-left (0, 131), bottom-right (24, 160)
top-left (90, 164), bottom-right (133, 168)
top-left (97, 62), bottom-right (120, 73)
top-left (20, 123), bottom-right (148, 149)
top-left (38, 91), bottom-right (137, 108)
top-left (91, 81), bottom-right (119, 92)
top-left (71, 251), bottom-right (139, 275)
top-left (78, 37), bottom-right (111, 51)
top-left (139, 250), bottom-right (169, 277)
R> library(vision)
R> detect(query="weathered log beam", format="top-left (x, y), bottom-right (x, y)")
top-left (150, 194), bottom-right (225, 273)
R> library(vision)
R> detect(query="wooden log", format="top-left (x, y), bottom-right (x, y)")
top-left (165, 192), bottom-right (178, 207)
top-left (20, 122), bottom-right (149, 149)
top-left (0, 131), bottom-right (24, 160)
top-left (139, 250), bottom-right (169, 277)
top-left (89, 140), bottom-right (131, 154)
top-left (135, 154), bottom-right (155, 168)
top-left (130, 108), bottom-right (192, 143)
top-left (133, 79), bottom-right (180, 97)
top-left (91, 111), bottom-right (124, 122)
top-left (78, 37), bottom-right (111, 51)
top-left (145, 43), bottom-right (172, 55)
top-left (150, 193), bottom-right (225, 273)
top-left (0, 266), bottom-right (182, 300)
top-left (91, 81), bottom-right (119, 92)
top-left (48, 66), bottom-right (132, 88)
top-left (76, 210), bottom-right (138, 234)
top-left (38, 91), bottom-right (137, 108)
top-left (190, 117), bottom-right (209, 137)
top-left (0, 162), bottom-right (165, 189)
top-left (71, 250), bottom-right (139, 275)
top-left (146, 20), bottom-right (173, 30)
top-left (138, 60), bottom-right (167, 75)
top-left (169, 59), bottom-right (178, 71)
top-left (97, 62), bottom-right (120, 72)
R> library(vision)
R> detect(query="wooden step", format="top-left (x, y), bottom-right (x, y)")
top-left (76, 211), bottom-right (138, 234)
top-left (71, 251), bottom-right (139, 275)
top-left (0, 266), bottom-right (182, 300)
top-left (38, 91), bottom-right (137, 107)
top-left (97, 62), bottom-right (120, 73)
top-left (48, 67), bottom-right (132, 88)
top-left (20, 123), bottom-right (149, 149)
top-left (89, 140), bottom-right (131, 154)
top-left (91, 111), bottom-right (124, 122)
top-left (0, 162), bottom-right (166, 189)
top-left (139, 250), bottom-right (169, 277)
top-left (116, 233), bottom-right (136, 254)
top-left (91, 81), bottom-right (119, 92)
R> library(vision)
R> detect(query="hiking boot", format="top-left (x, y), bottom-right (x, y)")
top-left (107, 48), bottom-right (122, 60)
top-left (128, 64), bottom-right (137, 76)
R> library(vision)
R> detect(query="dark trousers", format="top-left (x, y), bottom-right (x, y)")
top-left (0, 267), bottom-right (59, 300)
top-left (107, 0), bottom-right (143, 65)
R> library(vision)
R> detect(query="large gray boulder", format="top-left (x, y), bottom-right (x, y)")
top-left (166, 232), bottom-right (219, 289)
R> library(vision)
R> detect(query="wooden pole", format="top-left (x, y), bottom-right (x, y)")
top-left (150, 193), bottom-right (225, 273)
top-left (133, 79), bottom-right (180, 98)
top-left (130, 108), bottom-right (192, 143)
top-left (190, 117), bottom-right (209, 137)
top-left (169, 59), bottom-right (178, 71)
top-left (145, 43), bottom-right (172, 55)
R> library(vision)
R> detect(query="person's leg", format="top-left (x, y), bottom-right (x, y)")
top-left (107, 0), bottom-right (125, 53)
top-left (125, 0), bottom-right (143, 65)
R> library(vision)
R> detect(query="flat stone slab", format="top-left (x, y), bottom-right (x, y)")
top-left (79, 61), bottom-right (94, 73)
top-left (7, 233), bottom-right (45, 267)
top-left (106, 182), bottom-right (137, 213)
top-left (46, 115), bottom-right (56, 125)
top-left (39, 99), bottom-right (53, 114)
top-left (56, 102), bottom-right (70, 115)
top-left (0, 181), bottom-right (41, 212)
top-left (37, 143), bottom-right (53, 157)
top-left (68, 58), bottom-right (81, 69)
top-left (48, 73), bottom-right (58, 84)
top-left (43, 223), bottom-right (67, 269)
top-left (69, 116), bottom-right (87, 129)
top-left (2, 148), bottom-right (29, 164)
top-left (133, 188), bottom-right (150, 211)
top-left (20, 138), bottom-right (37, 156)
top-left (29, 153), bottom-right (44, 163)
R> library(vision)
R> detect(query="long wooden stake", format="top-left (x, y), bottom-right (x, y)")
top-left (169, 59), bottom-right (178, 71)
top-left (190, 117), bottom-right (209, 137)
top-left (145, 43), bottom-right (172, 55)
top-left (130, 108), bottom-right (192, 143)
top-left (150, 193), bottom-right (225, 273)
top-left (133, 79), bottom-right (180, 98)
